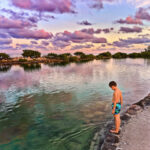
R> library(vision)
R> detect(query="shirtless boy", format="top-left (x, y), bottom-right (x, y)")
top-left (109, 81), bottom-right (123, 134)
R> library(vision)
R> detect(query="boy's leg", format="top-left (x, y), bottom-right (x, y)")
top-left (115, 113), bottom-right (121, 132)
top-left (110, 113), bottom-right (121, 133)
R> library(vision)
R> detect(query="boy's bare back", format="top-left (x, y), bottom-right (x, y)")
top-left (112, 88), bottom-right (123, 105)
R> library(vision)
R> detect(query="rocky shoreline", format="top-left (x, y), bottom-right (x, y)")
top-left (89, 93), bottom-right (150, 150)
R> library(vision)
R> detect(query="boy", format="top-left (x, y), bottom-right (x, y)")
top-left (109, 81), bottom-right (123, 134)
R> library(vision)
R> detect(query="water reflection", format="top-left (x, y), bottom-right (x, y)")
top-left (19, 63), bottom-right (41, 72)
top-left (0, 65), bottom-right (12, 72)
top-left (0, 58), bottom-right (150, 150)
top-left (44, 62), bottom-right (70, 67)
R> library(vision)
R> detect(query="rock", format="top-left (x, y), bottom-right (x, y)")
top-left (101, 142), bottom-right (116, 150)
top-left (105, 134), bottom-right (120, 143)
top-left (145, 99), bottom-right (150, 106)
top-left (129, 104), bottom-right (141, 111)
top-left (120, 113), bottom-right (131, 121)
top-left (126, 108), bottom-right (137, 115)
top-left (134, 99), bottom-right (145, 108)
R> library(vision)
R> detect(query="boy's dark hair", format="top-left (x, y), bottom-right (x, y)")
top-left (109, 81), bottom-right (117, 87)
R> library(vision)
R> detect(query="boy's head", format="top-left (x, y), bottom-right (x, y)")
top-left (109, 81), bottom-right (117, 90)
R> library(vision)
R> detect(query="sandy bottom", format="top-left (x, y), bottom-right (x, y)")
top-left (117, 106), bottom-right (150, 150)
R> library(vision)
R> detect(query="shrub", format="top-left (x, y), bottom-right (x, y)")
top-left (19, 58), bottom-right (27, 62)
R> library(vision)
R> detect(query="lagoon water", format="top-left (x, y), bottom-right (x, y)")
top-left (0, 58), bottom-right (150, 150)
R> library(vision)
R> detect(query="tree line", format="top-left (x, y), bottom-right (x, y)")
top-left (0, 46), bottom-right (150, 62)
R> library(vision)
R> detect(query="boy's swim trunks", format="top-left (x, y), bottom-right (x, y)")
top-left (112, 102), bottom-right (121, 115)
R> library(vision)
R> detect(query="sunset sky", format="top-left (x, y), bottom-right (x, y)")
top-left (0, 0), bottom-right (150, 56)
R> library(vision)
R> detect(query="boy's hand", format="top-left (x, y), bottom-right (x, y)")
top-left (112, 109), bottom-right (115, 114)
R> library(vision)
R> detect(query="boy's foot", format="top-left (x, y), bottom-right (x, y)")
top-left (109, 129), bottom-right (120, 134)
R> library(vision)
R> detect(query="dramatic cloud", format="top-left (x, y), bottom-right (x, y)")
top-left (113, 37), bottom-right (150, 47)
top-left (11, 0), bottom-right (76, 14)
top-left (116, 16), bottom-right (143, 25)
top-left (8, 29), bottom-right (53, 39)
top-left (0, 38), bottom-right (12, 45)
top-left (119, 26), bottom-right (142, 33)
top-left (51, 29), bottom-right (107, 48)
top-left (135, 8), bottom-right (150, 21)
top-left (77, 20), bottom-right (92, 25)
top-left (71, 44), bottom-right (94, 50)
top-left (0, 16), bottom-right (35, 29)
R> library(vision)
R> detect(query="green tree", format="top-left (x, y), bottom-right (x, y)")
top-left (74, 52), bottom-right (85, 56)
top-left (128, 53), bottom-right (141, 58)
top-left (22, 50), bottom-right (41, 58)
top-left (47, 53), bottom-right (58, 59)
top-left (63, 53), bottom-right (72, 56)
top-left (80, 54), bottom-right (95, 60)
top-left (112, 52), bottom-right (127, 59)
top-left (145, 46), bottom-right (150, 52)
top-left (0, 53), bottom-right (10, 60)
top-left (140, 51), bottom-right (150, 58)
top-left (96, 51), bottom-right (112, 59)
top-left (58, 54), bottom-right (69, 63)
top-left (69, 56), bottom-right (79, 62)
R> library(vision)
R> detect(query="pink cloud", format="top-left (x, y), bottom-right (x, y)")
top-left (8, 29), bottom-right (53, 39)
top-left (116, 16), bottom-right (143, 25)
top-left (11, 0), bottom-right (76, 14)
top-left (51, 29), bottom-right (107, 48)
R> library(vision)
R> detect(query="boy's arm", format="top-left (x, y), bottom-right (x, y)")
top-left (112, 92), bottom-right (117, 113)
top-left (120, 92), bottom-right (123, 105)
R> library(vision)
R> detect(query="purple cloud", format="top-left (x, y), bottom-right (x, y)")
top-left (77, 20), bottom-right (92, 25)
top-left (89, 0), bottom-right (116, 9)
top-left (113, 37), bottom-right (150, 47)
top-left (11, 0), bottom-right (76, 14)
top-left (0, 38), bottom-right (12, 45)
top-left (71, 44), bottom-right (94, 50)
top-left (8, 29), bottom-right (53, 39)
top-left (41, 41), bottom-right (50, 46)
top-left (116, 16), bottom-right (143, 25)
top-left (80, 28), bottom-right (113, 34)
top-left (51, 29), bottom-right (107, 48)
top-left (0, 16), bottom-right (35, 29)
top-left (135, 8), bottom-right (150, 21)
top-left (92, 37), bottom-right (107, 43)
top-left (52, 40), bottom-right (71, 48)
top-left (30, 41), bottom-right (38, 44)
top-left (119, 26), bottom-right (142, 33)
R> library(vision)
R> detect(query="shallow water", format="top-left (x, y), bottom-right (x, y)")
top-left (0, 58), bottom-right (150, 150)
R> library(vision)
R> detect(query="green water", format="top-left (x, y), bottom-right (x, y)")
top-left (0, 59), bottom-right (150, 150)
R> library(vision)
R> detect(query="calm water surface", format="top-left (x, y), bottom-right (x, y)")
top-left (0, 59), bottom-right (150, 150)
